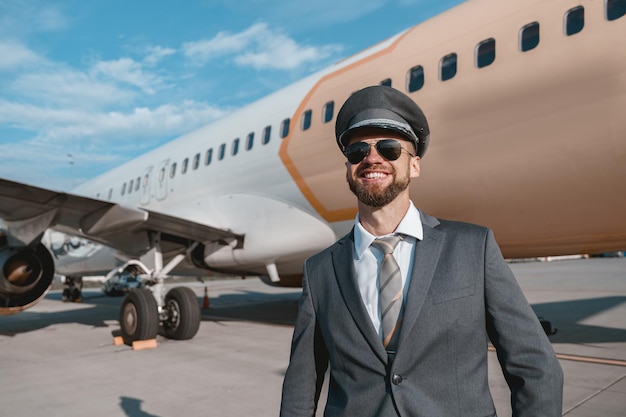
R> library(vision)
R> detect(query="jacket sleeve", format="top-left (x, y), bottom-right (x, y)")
top-left (279, 259), bottom-right (329, 417)
top-left (483, 229), bottom-right (564, 417)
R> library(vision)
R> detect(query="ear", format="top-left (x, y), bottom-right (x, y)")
top-left (410, 156), bottom-right (421, 179)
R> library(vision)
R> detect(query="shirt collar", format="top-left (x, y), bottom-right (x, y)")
top-left (353, 201), bottom-right (423, 260)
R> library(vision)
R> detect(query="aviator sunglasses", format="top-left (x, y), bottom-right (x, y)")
top-left (344, 139), bottom-right (415, 164)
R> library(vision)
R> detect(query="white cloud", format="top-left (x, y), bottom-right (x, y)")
top-left (11, 68), bottom-right (136, 109)
top-left (144, 45), bottom-right (177, 66)
top-left (0, 99), bottom-right (230, 189)
top-left (182, 23), bottom-right (342, 70)
top-left (6, 55), bottom-right (165, 109)
top-left (0, 1), bottom-right (68, 36)
top-left (182, 24), bottom-right (264, 62)
top-left (235, 29), bottom-right (341, 70)
top-left (33, 5), bottom-right (68, 31)
top-left (0, 98), bottom-right (228, 144)
top-left (0, 41), bottom-right (40, 70)
top-left (90, 58), bottom-right (162, 95)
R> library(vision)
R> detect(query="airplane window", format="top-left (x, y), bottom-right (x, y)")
top-left (476, 38), bottom-right (496, 68)
top-left (302, 109), bottom-right (312, 131)
top-left (128, 179), bottom-right (134, 193)
top-left (323, 101), bottom-right (334, 123)
top-left (440, 53), bottom-right (457, 81)
top-left (205, 149), bottom-right (213, 165)
top-left (380, 78), bottom-right (392, 87)
top-left (193, 153), bottom-right (200, 169)
top-left (606, 0), bottom-right (626, 20)
top-left (159, 167), bottom-right (166, 181)
top-left (135, 177), bottom-right (140, 191)
top-left (232, 138), bottom-right (240, 156)
top-left (121, 182), bottom-right (127, 196)
top-left (262, 126), bottom-right (271, 145)
top-left (565, 6), bottom-right (585, 36)
top-left (182, 157), bottom-right (189, 174)
top-left (143, 174), bottom-right (149, 188)
top-left (520, 22), bottom-right (540, 52)
top-left (280, 118), bottom-right (291, 138)
top-left (218, 143), bottom-right (226, 160)
top-left (170, 163), bottom-right (177, 178)
top-left (246, 133), bottom-right (254, 150)
top-left (108, 188), bottom-right (113, 200)
top-left (407, 65), bottom-right (424, 92)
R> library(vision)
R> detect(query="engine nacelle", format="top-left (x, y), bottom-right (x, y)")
top-left (0, 243), bottom-right (55, 315)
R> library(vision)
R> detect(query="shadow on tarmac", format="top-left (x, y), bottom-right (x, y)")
top-left (0, 290), bottom-right (118, 336)
top-left (201, 290), bottom-right (300, 326)
top-left (119, 397), bottom-right (161, 417)
top-left (0, 289), bottom-right (300, 336)
top-left (2, 289), bottom-right (625, 346)
top-left (532, 296), bottom-right (626, 343)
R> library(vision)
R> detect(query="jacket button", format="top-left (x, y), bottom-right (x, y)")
top-left (391, 374), bottom-right (403, 385)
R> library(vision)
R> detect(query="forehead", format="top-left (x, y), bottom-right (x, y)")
top-left (346, 127), bottom-right (411, 146)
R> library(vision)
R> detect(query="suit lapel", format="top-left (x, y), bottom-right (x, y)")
top-left (331, 232), bottom-right (388, 363)
top-left (396, 212), bottom-right (444, 352)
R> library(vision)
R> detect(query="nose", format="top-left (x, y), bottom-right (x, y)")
top-left (362, 143), bottom-right (385, 163)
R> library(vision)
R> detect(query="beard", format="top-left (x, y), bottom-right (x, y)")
top-left (347, 163), bottom-right (410, 207)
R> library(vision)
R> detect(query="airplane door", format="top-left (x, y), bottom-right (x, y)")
top-left (140, 166), bottom-right (153, 206)
top-left (155, 159), bottom-right (169, 201)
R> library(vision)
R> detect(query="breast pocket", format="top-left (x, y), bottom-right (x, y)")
top-left (432, 284), bottom-right (476, 304)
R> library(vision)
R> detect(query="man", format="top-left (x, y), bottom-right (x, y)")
top-left (280, 86), bottom-right (563, 417)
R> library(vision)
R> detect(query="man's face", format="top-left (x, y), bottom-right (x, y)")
top-left (345, 128), bottom-right (420, 207)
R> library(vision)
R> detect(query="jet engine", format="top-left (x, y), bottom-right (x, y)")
top-left (0, 243), bottom-right (55, 315)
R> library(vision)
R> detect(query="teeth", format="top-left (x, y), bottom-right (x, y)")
top-left (364, 172), bottom-right (387, 179)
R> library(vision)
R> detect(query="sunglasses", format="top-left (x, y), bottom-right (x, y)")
top-left (344, 139), bottom-right (415, 164)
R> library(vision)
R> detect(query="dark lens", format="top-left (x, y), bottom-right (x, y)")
top-left (345, 142), bottom-right (370, 164)
top-left (376, 140), bottom-right (402, 161)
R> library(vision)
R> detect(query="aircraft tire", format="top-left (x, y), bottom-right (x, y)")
top-left (162, 287), bottom-right (201, 340)
top-left (119, 288), bottom-right (158, 345)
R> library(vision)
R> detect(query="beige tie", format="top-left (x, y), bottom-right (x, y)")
top-left (371, 235), bottom-right (403, 349)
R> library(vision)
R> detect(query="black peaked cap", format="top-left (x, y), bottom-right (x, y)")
top-left (335, 85), bottom-right (430, 158)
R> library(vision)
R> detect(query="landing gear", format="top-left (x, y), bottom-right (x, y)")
top-left (119, 288), bottom-right (159, 345)
top-left (114, 235), bottom-right (202, 345)
top-left (118, 286), bottom-right (201, 345)
top-left (62, 276), bottom-right (82, 302)
top-left (162, 287), bottom-right (201, 340)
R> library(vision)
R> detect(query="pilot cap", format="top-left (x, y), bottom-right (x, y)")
top-left (335, 85), bottom-right (430, 158)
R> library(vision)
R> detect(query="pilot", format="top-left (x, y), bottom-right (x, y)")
top-left (280, 86), bottom-right (563, 417)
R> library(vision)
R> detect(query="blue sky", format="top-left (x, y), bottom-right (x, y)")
top-left (0, 0), bottom-right (464, 191)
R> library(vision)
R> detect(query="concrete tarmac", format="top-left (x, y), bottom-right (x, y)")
top-left (1, 257), bottom-right (625, 416)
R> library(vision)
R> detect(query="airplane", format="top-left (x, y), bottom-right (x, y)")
top-left (1, 0), bottom-right (625, 345)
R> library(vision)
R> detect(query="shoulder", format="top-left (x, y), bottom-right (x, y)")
top-left (305, 231), bottom-right (353, 266)
top-left (420, 210), bottom-right (493, 245)
top-left (438, 218), bottom-right (490, 235)
top-left (421, 209), bottom-right (489, 234)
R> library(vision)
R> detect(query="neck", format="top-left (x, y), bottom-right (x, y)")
top-left (358, 197), bottom-right (410, 237)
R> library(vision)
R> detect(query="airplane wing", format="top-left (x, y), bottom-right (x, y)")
top-left (0, 178), bottom-right (243, 256)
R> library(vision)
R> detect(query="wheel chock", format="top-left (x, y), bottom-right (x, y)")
top-left (113, 336), bottom-right (124, 346)
top-left (131, 339), bottom-right (158, 350)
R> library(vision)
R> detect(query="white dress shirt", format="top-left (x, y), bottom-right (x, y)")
top-left (353, 202), bottom-right (423, 339)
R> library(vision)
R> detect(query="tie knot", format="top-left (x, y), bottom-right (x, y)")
top-left (371, 235), bottom-right (403, 255)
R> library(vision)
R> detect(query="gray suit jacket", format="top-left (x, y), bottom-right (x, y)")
top-left (280, 211), bottom-right (563, 417)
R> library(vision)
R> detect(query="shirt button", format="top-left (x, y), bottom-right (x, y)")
top-left (391, 374), bottom-right (403, 385)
